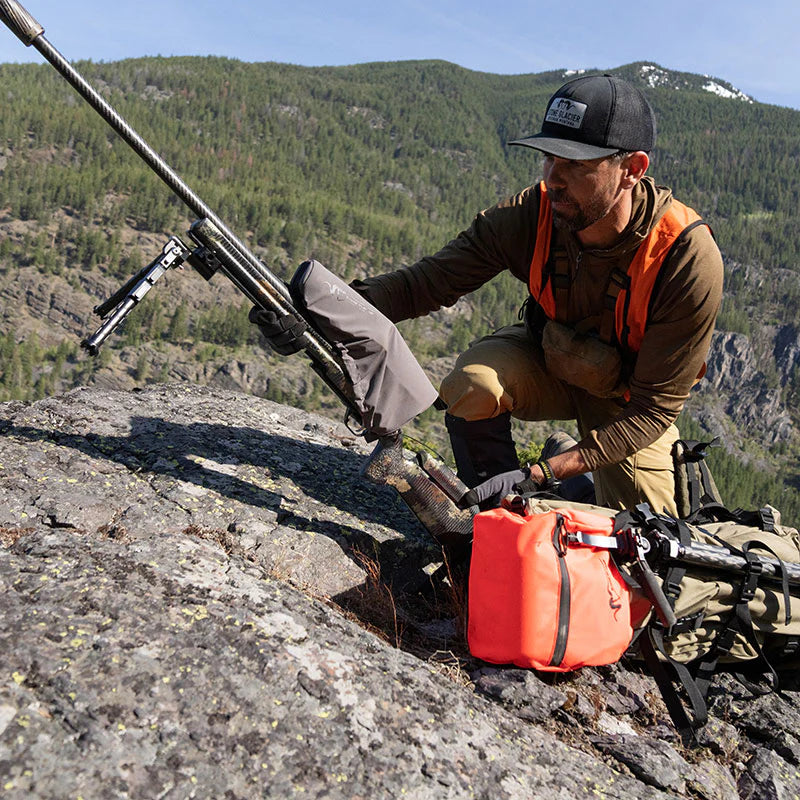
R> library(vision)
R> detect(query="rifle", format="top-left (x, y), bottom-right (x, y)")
top-left (0, 0), bottom-right (475, 547)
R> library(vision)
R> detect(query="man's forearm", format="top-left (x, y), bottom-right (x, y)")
top-left (531, 446), bottom-right (591, 485)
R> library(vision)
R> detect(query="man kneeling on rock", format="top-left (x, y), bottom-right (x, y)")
top-left (350, 75), bottom-right (723, 514)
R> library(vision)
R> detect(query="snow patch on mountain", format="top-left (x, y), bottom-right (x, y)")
top-left (702, 79), bottom-right (753, 103)
top-left (637, 62), bottom-right (753, 103)
top-left (640, 64), bottom-right (673, 88)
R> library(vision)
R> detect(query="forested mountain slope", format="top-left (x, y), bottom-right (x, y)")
top-left (0, 56), bottom-right (798, 520)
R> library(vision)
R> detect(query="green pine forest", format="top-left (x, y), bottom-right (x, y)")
top-left (0, 56), bottom-right (799, 522)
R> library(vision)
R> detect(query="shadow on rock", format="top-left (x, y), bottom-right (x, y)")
top-left (6, 418), bottom-right (415, 529)
top-left (5, 417), bottom-right (446, 591)
top-left (331, 538), bottom-right (473, 666)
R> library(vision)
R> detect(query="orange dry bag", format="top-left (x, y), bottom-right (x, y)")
top-left (467, 507), bottom-right (636, 672)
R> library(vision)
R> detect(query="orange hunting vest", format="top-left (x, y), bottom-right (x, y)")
top-left (528, 182), bottom-right (709, 355)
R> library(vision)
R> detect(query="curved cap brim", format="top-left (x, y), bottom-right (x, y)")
top-left (509, 136), bottom-right (619, 160)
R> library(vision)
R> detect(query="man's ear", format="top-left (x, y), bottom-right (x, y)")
top-left (621, 151), bottom-right (649, 188)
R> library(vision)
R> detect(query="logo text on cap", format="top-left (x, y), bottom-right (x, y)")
top-left (545, 98), bottom-right (587, 130)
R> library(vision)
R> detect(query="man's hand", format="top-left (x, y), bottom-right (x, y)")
top-left (459, 467), bottom-right (540, 510)
top-left (249, 307), bottom-right (309, 355)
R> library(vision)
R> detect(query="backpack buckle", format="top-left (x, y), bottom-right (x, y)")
top-left (664, 611), bottom-right (705, 637)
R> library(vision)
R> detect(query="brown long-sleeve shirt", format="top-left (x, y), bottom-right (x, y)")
top-left (352, 178), bottom-right (724, 470)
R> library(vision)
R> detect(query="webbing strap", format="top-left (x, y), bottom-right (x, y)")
top-left (687, 463), bottom-right (703, 514)
top-left (541, 244), bottom-right (632, 345)
top-left (686, 502), bottom-right (774, 532)
top-left (697, 460), bottom-right (721, 507)
top-left (599, 269), bottom-right (630, 345)
top-left (640, 629), bottom-right (704, 739)
top-left (744, 540), bottom-right (791, 624)
top-left (549, 247), bottom-right (571, 324)
top-left (763, 508), bottom-right (777, 532)
top-left (632, 505), bottom-right (793, 735)
top-left (691, 544), bottom-right (783, 700)
top-left (661, 519), bottom-right (693, 608)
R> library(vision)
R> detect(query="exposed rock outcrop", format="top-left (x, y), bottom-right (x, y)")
top-left (695, 329), bottom-right (794, 448)
top-left (775, 324), bottom-right (800, 384)
top-left (2, 384), bottom-right (800, 799)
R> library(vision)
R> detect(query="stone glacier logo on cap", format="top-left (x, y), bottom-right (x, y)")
top-left (544, 97), bottom-right (587, 130)
top-left (509, 75), bottom-right (656, 160)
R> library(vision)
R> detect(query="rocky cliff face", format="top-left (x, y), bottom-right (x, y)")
top-left (692, 327), bottom-right (798, 451)
top-left (2, 384), bottom-right (800, 799)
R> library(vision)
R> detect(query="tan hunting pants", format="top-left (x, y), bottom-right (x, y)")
top-left (439, 324), bottom-right (679, 516)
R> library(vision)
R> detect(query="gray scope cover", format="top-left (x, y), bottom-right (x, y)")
top-left (289, 260), bottom-right (440, 436)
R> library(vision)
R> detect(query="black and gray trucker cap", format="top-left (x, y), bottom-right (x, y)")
top-left (509, 74), bottom-right (656, 160)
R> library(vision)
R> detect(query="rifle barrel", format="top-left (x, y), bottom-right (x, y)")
top-left (0, 0), bottom-right (290, 308)
top-left (676, 540), bottom-right (800, 586)
top-left (0, 1), bottom-right (359, 414)
top-left (32, 35), bottom-right (288, 298)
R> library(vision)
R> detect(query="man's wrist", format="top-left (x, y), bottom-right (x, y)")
top-left (534, 459), bottom-right (559, 491)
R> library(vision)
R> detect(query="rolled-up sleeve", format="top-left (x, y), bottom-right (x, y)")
top-left (350, 187), bottom-right (539, 322)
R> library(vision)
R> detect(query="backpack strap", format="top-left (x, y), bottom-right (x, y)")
top-left (741, 540), bottom-right (791, 625)
top-left (598, 268), bottom-right (631, 345)
top-left (686, 502), bottom-right (778, 532)
top-left (537, 244), bottom-right (571, 325)
top-left (686, 540), bottom-right (788, 708)
top-left (694, 458), bottom-right (720, 508)
top-left (639, 628), bottom-right (705, 741)
top-left (660, 519), bottom-right (694, 612)
top-left (540, 244), bottom-right (633, 345)
top-left (673, 438), bottom-right (723, 518)
top-left (633, 510), bottom-right (792, 737)
top-left (619, 508), bottom-right (709, 738)
top-left (732, 507), bottom-right (778, 533)
top-left (643, 542), bottom-right (775, 738)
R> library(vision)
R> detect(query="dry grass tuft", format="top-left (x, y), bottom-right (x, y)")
top-left (347, 547), bottom-right (404, 648)
top-left (325, 543), bottom-right (476, 686)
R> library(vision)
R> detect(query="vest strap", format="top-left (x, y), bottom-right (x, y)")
top-left (528, 185), bottom-right (707, 355)
top-left (600, 269), bottom-right (631, 345)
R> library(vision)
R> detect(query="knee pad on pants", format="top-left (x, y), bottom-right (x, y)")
top-left (440, 365), bottom-right (512, 421)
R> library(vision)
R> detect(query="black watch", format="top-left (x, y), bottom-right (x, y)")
top-left (535, 459), bottom-right (560, 492)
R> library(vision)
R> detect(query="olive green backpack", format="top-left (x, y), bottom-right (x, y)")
top-left (624, 502), bottom-right (800, 738)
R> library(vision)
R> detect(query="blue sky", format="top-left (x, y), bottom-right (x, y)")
top-left (1, 0), bottom-right (799, 109)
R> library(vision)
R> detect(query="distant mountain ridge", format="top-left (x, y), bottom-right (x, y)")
top-left (560, 62), bottom-right (754, 104)
top-left (631, 62), bottom-right (753, 103)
